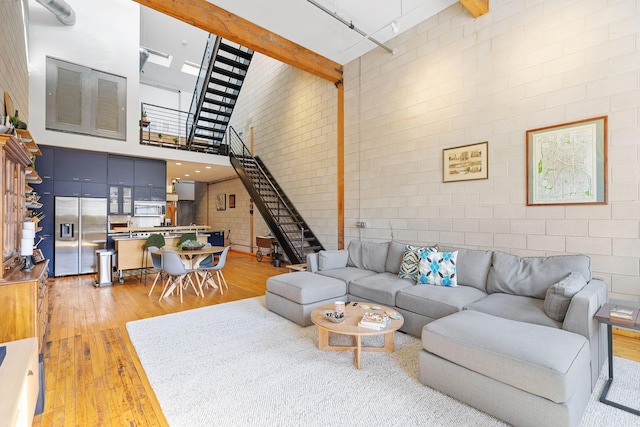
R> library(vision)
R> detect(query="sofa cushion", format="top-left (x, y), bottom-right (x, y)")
top-left (346, 240), bottom-right (364, 268)
top-left (465, 293), bottom-right (561, 329)
top-left (318, 250), bottom-right (349, 271)
top-left (317, 267), bottom-right (376, 285)
top-left (385, 240), bottom-right (407, 274)
top-left (361, 241), bottom-right (390, 273)
top-left (348, 272), bottom-right (413, 307)
top-left (396, 284), bottom-right (486, 320)
top-left (398, 245), bottom-right (436, 281)
top-left (439, 246), bottom-right (492, 291)
top-left (418, 251), bottom-right (458, 287)
top-left (266, 272), bottom-right (346, 305)
top-left (422, 310), bottom-right (590, 403)
top-left (544, 272), bottom-right (588, 322)
top-left (487, 251), bottom-right (592, 299)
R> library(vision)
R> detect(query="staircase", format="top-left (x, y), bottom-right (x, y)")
top-left (186, 34), bottom-right (254, 153)
top-left (227, 127), bottom-right (325, 265)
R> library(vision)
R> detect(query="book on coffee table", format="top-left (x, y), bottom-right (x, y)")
top-left (358, 312), bottom-right (390, 330)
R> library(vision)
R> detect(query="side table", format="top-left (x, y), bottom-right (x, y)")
top-left (285, 263), bottom-right (307, 272)
top-left (594, 303), bottom-right (640, 416)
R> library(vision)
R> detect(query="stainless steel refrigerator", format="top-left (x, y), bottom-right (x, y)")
top-left (54, 197), bottom-right (108, 277)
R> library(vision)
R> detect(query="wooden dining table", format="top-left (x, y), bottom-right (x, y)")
top-left (164, 245), bottom-right (225, 269)
top-left (161, 246), bottom-right (225, 297)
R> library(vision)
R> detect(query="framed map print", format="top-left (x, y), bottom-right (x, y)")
top-left (526, 116), bottom-right (607, 206)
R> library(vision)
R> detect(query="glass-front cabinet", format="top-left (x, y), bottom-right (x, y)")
top-left (109, 185), bottom-right (132, 215)
top-left (1, 133), bottom-right (32, 278)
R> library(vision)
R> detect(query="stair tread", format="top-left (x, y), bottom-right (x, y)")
top-left (218, 43), bottom-right (254, 60)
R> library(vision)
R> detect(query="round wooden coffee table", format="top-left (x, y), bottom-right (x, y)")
top-left (310, 302), bottom-right (404, 369)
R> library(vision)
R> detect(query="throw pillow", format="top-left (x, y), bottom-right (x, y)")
top-left (544, 272), bottom-right (587, 322)
top-left (418, 251), bottom-right (458, 287)
top-left (361, 241), bottom-right (390, 273)
top-left (318, 250), bottom-right (349, 271)
top-left (398, 245), bottom-right (436, 282)
top-left (346, 240), bottom-right (364, 268)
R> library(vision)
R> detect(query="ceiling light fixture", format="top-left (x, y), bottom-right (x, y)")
top-left (306, 0), bottom-right (394, 55)
top-left (181, 60), bottom-right (201, 77)
top-left (143, 47), bottom-right (173, 67)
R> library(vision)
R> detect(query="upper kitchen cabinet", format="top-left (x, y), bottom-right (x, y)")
top-left (133, 158), bottom-right (166, 201)
top-left (107, 155), bottom-right (134, 186)
top-left (36, 145), bottom-right (54, 182)
top-left (54, 148), bottom-right (107, 183)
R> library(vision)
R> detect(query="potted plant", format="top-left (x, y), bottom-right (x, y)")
top-left (140, 110), bottom-right (150, 127)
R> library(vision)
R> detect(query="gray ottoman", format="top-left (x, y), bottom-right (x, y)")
top-left (266, 271), bottom-right (347, 326)
top-left (420, 310), bottom-right (591, 427)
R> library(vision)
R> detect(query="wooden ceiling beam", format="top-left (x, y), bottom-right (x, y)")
top-left (133, 0), bottom-right (343, 84)
top-left (460, 0), bottom-right (489, 18)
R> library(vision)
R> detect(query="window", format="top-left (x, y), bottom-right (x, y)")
top-left (46, 56), bottom-right (127, 140)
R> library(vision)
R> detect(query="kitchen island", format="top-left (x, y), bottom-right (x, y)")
top-left (110, 225), bottom-right (212, 282)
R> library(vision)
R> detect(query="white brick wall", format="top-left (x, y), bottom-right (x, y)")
top-left (342, 0), bottom-right (640, 302)
top-left (204, 177), bottom-right (257, 253)
top-left (232, 0), bottom-right (640, 302)
top-left (229, 53), bottom-right (338, 250)
top-left (0, 0), bottom-right (29, 119)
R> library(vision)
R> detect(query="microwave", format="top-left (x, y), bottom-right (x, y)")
top-left (133, 201), bottom-right (166, 217)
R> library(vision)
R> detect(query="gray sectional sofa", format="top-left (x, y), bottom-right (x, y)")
top-left (265, 240), bottom-right (608, 427)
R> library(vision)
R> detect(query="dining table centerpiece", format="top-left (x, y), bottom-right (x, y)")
top-left (177, 239), bottom-right (205, 251)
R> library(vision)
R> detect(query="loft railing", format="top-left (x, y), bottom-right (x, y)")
top-left (140, 103), bottom-right (192, 149)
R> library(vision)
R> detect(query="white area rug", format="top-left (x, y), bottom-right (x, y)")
top-left (126, 297), bottom-right (640, 427)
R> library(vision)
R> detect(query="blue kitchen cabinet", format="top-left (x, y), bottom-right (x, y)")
top-left (109, 185), bottom-right (132, 215)
top-left (54, 148), bottom-right (107, 183)
top-left (80, 182), bottom-right (108, 198)
top-left (133, 185), bottom-right (166, 201)
top-left (108, 156), bottom-right (134, 185)
top-left (37, 146), bottom-right (55, 181)
top-left (54, 180), bottom-right (82, 197)
top-left (133, 158), bottom-right (166, 201)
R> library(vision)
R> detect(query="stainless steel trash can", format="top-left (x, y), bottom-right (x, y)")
top-left (95, 249), bottom-right (114, 287)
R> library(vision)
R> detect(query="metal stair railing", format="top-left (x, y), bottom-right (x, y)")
top-left (227, 127), bottom-right (322, 263)
top-left (187, 33), bottom-right (221, 150)
top-left (187, 35), bottom-right (253, 153)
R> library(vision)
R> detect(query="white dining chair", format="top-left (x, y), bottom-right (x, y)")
top-left (160, 250), bottom-right (199, 303)
top-left (147, 246), bottom-right (164, 296)
top-left (198, 246), bottom-right (231, 295)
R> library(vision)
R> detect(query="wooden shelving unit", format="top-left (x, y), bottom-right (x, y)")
top-left (0, 130), bottom-right (50, 353)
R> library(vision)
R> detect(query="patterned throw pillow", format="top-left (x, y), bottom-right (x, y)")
top-left (398, 245), bottom-right (436, 282)
top-left (418, 251), bottom-right (458, 287)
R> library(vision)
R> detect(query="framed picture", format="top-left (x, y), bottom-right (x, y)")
top-left (32, 248), bottom-right (45, 263)
top-left (215, 193), bottom-right (226, 211)
top-left (229, 194), bottom-right (236, 209)
top-left (526, 116), bottom-right (607, 206)
top-left (443, 142), bottom-right (488, 182)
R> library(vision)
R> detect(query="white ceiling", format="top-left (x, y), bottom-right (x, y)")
top-left (140, 0), bottom-right (458, 183)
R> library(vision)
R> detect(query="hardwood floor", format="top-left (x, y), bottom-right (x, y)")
top-left (32, 251), bottom-right (640, 426)
top-left (33, 250), bottom-right (277, 427)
